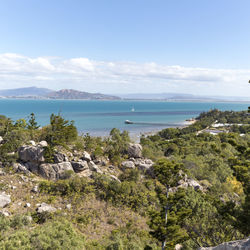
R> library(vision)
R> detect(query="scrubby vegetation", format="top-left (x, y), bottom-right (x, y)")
top-left (0, 110), bottom-right (249, 249)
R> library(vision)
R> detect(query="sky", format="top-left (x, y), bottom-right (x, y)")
top-left (0, 0), bottom-right (249, 97)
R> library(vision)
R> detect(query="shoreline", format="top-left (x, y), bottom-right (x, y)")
top-left (79, 119), bottom-right (196, 143)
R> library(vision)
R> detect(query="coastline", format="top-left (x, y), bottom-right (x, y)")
top-left (81, 119), bottom-right (197, 143)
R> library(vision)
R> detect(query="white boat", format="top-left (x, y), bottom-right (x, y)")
top-left (125, 120), bottom-right (133, 124)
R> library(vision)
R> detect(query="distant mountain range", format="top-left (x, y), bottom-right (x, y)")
top-left (0, 87), bottom-right (53, 97)
top-left (47, 89), bottom-right (119, 100)
top-left (0, 87), bottom-right (249, 101)
top-left (0, 87), bottom-right (120, 100)
top-left (117, 93), bottom-right (250, 102)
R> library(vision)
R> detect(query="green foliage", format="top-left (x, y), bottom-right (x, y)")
top-left (43, 145), bottom-right (56, 163)
top-left (27, 113), bottom-right (39, 130)
top-left (0, 218), bottom-right (85, 250)
top-left (105, 128), bottom-right (131, 164)
top-left (149, 160), bottom-right (190, 248)
top-left (148, 188), bottom-right (191, 249)
top-left (45, 113), bottom-right (77, 147)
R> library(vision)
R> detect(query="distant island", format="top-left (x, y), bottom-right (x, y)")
top-left (0, 86), bottom-right (249, 102)
top-left (0, 87), bottom-right (120, 100)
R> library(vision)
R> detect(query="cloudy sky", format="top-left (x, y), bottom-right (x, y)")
top-left (0, 0), bottom-right (249, 96)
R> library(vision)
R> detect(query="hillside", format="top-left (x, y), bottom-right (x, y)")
top-left (46, 89), bottom-right (120, 100)
top-left (0, 110), bottom-right (249, 249)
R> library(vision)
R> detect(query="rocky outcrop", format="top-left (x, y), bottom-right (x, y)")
top-left (71, 160), bottom-right (89, 173)
top-left (133, 158), bottom-right (154, 171)
top-left (109, 174), bottom-right (121, 183)
top-left (81, 151), bottom-right (92, 162)
top-left (127, 143), bottom-right (142, 158)
top-left (38, 141), bottom-right (48, 147)
top-left (0, 193), bottom-right (11, 208)
top-left (93, 156), bottom-right (108, 166)
top-left (0, 210), bottom-right (10, 217)
top-left (16, 143), bottom-right (155, 181)
top-left (121, 161), bottom-right (135, 169)
top-left (77, 169), bottom-right (93, 178)
top-left (178, 178), bottom-right (203, 191)
top-left (53, 152), bottom-right (67, 163)
top-left (88, 161), bottom-right (103, 174)
top-left (169, 178), bottom-right (203, 193)
top-left (198, 237), bottom-right (250, 250)
top-left (38, 162), bottom-right (74, 180)
top-left (36, 203), bottom-right (57, 213)
top-left (12, 163), bottom-right (30, 175)
top-left (18, 145), bottom-right (45, 163)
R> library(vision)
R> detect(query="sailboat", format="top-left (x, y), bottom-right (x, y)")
top-left (131, 107), bottom-right (135, 112)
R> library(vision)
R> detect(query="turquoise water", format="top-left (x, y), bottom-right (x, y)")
top-left (0, 99), bottom-right (249, 136)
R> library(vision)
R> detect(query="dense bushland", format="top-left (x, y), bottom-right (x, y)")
top-left (0, 110), bottom-right (249, 249)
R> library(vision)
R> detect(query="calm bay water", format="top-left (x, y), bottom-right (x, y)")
top-left (0, 99), bottom-right (248, 136)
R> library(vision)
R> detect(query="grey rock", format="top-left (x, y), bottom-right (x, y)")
top-left (93, 156), bottom-right (108, 166)
top-left (20, 175), bottom-right (29, 182)
top-left (71, 160), bottom-right (89, 173)
top-left (174, 178), bottom-right (203, 192)
top-left (127, 143), bottom-right (142, 158)
top-left (25, 203), bottom-right (31, 208)
top-left (24, 162), bottom-right (39, 174)
top-left (38, 162), bottom-right (73, 180)
top-left (188, 179), bottom-right (203, 191)
top-left (138, 164), bottom-right (152, 171)
top-left (18, 145), bottom-right (45, 163)
top-left (38, 141), bottom-right (48, 147)
top-left (7, 152), bottom-right (15, 156)
top-left (88, 161), bottom-right (103, 174)
top-left (121, 160), bottom-right (135, 169)
top-left (82, 151), bottom-right (91, 162)
top-left (29, 140), bottom-right (36, 146)
top-left (0, 169), bottom-right (6, 176)
top-left (31, 185), bottom-right (39, 193)
top-left (198, 237), bottom-right (250, 249)
top-left (12, 163), bottom-right (30, 175)
top-left (108, 165), bottom-right (115, 170)
top-left (36, 203), bottom-right (57, 213)
top-left (0, 193), bottom-right (11, 208)
top-left (134, 158), bottom-right (154, 171)
top-left (175, 244), bottom-right (182, 250)
top-left (0, 210), bottom-right (10, 217)
top-left (53, 152), bottom-right (66, 163)
top-left (109, 175), bottom-right (121, 183)
top-left (66, 204), bottom-right (71, 210)
top-left (145, 159), bottom-right (154, 165)
top-left (77, 169), bottom-right (93, 178)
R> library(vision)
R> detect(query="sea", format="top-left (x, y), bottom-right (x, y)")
top-left (0, 99), bottom-right (249, 137)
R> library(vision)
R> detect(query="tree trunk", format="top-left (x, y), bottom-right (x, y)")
top-left (162, 185), bottom-right (169, 250)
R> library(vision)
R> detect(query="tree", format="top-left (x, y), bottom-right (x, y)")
top-left (149, 159), bottom-right (191, 249)
top-left (14, 119), bottom-right (27, 129)
top-left (46, 113), bottom-right (77, 147)
top-left (27, 113), bottom-right (39, 130)
top-left (105, 128), bottom-right (130, 164)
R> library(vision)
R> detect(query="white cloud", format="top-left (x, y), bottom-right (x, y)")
top-left (0, 53), bottom-right (249, 96)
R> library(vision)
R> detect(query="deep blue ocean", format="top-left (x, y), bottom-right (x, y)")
top-left (0, 99), bottom-right (248, 136)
